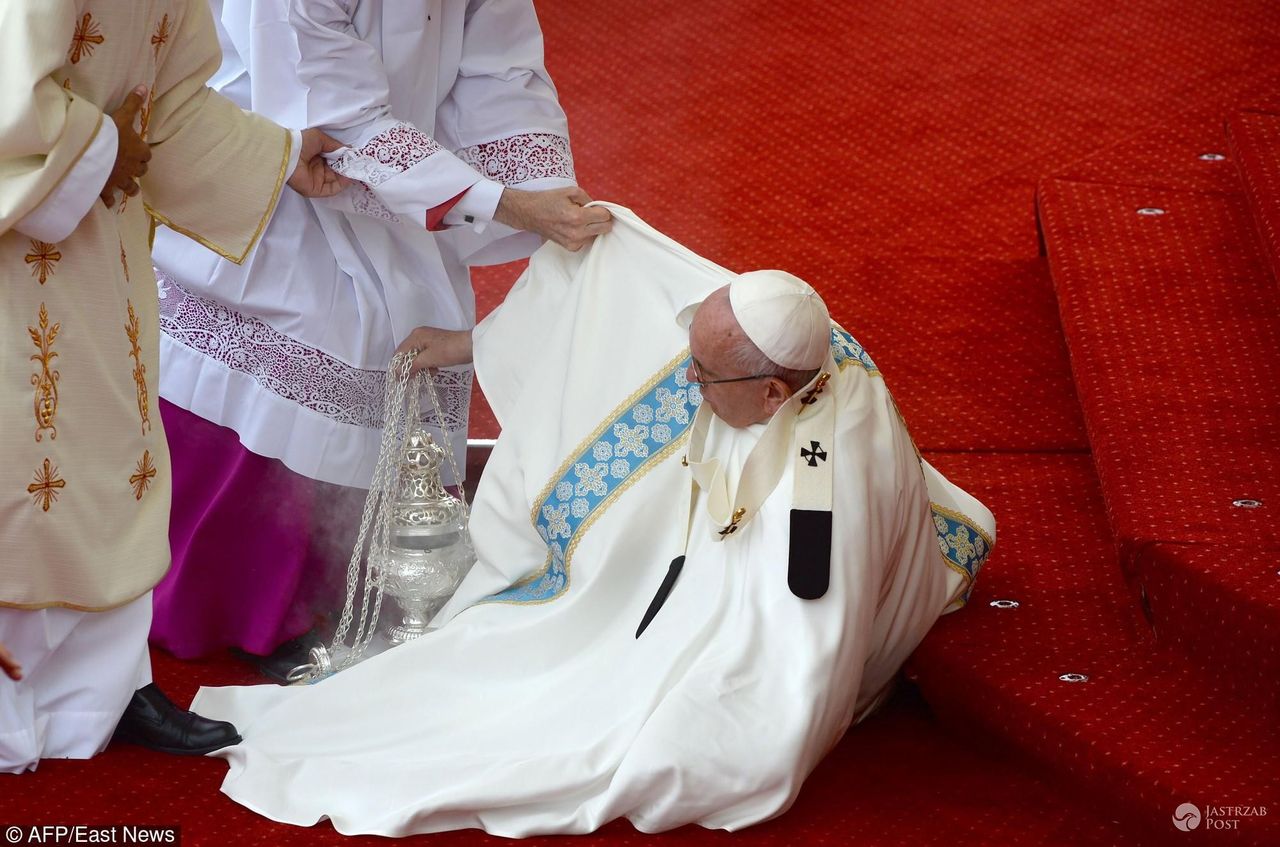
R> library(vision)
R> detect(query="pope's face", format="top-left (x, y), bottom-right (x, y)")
top-left (687, 291), bottom-right (776, 428)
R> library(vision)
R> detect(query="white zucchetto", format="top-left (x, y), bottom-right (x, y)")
top-left (676, 270), bottom-right (831, 370)
top-left (728, 270), bottom-right (830, 370)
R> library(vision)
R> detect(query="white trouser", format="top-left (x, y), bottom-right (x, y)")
top-left (0, 592), bottom-right (152, 773)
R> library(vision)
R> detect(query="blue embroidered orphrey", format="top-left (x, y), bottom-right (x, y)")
top-left (486, 356), bottom-right (702, 603)
top-left (487, 326), bottom-right (984, 606)
top-left (831, 325), bottom-right (878, 375)
top-left (931, 506), bottom-right (992, 606)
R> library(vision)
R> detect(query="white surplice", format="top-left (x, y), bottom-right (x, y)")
top-left (153, 0), bottom-right (577, 486)
top-left (192, 206), bottom-right (995, 836)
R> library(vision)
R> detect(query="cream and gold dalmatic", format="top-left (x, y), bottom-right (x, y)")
top-left (0, 0), bottom-right (292, 611)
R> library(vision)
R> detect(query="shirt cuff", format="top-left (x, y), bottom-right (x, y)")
top-left (442, 178), bottom-right (504, 233)
top-left (285, 129), bottom-right (303, 185)
top-left (14, 117), bottom-right (118, 243)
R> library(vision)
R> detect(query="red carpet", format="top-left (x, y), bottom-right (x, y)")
top-left (10, 1), bottom-right (1280, 844)
top-left (1229, 111), bottom-right (1280, 282)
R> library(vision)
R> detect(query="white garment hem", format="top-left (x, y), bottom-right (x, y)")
top-left (159, 333), bottom-right (384, 489)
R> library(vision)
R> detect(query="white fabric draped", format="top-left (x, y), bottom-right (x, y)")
top-left (0, 594), bottom-right (152, 773)
top-left (153, 0), bottom-right (576, 487)
top-left (191, 206), bottom-right (995, 836)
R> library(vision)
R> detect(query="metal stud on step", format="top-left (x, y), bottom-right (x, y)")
top-left (1232, 498), bottom-right (1263, 509)
top-left (1059, 673), bottom-right (1089, 683)
top-left (989, 599), bottom-right (1020, 609)
top-left (1137, 208), bottom-right (1166, 216)
top-left (1198, 152), bottom-right (1226, 161)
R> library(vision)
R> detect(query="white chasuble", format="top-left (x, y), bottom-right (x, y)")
top-left (153, 0), bottom-right (577, 488)
top-left (0, 0), bottom-right (291, 611)
top-left (192, 206), bottom-right (995, 836)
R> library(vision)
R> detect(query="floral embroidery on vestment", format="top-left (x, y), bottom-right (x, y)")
top-left (125, 301), bottom-right (151, 435)
top-left (29, 303), bottom-right (61, 442)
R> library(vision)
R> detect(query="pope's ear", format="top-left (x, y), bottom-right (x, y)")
top-left (762, 377), bottom-right (792, 416)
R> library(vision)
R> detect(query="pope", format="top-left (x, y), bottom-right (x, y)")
top-left (190, 206), bottom-right (996, 836)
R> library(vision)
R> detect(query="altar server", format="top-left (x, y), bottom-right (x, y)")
top-left (150, 0), bottom-right (610, 667)
top-left (0, 0), bottom-right (345, 771)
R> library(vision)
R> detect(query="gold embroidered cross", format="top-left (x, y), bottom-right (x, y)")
top-left (130, 450), bottom-right (157, 500)
top-left (25, 241), bottom-right (61, 285)
top-left (28, 458), bottom-right (66, 512)
top-left (151, 14), bottom-right (170, 58)
top-left (69, 13), bottom-right (104, 64)
top-left (800, 372), bottom-right (831, 407)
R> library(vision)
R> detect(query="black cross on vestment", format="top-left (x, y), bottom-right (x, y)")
top-left (801, 441), bottom-right (828, 467)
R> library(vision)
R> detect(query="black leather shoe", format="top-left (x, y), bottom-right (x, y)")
top-left (112, 683), bottom-right (241, 755)
top-left (232, 633), bottom-right (322, 685)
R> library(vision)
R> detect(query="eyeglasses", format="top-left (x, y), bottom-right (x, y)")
top-left (689, 356), bottom-right (773, 386)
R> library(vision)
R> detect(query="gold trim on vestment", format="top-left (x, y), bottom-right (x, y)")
top-left (931, 501), bottom-right (994, 598)
top-left (488, 430), bottom-right (692, 607)
top-left (29, 303), bottom-right (61, 442)
top-left (835, 352), bottom-right (884, 379)
top-left (143, 128), bottom-right (292, 264)
top-left (0, 585), bottom-right (158, 614)
top-left (930, 503), bottom-right (994, 548)
top-left (526, 348), bottom-right (692, 527)
top-left (493, 351), bottom-right (696, 605)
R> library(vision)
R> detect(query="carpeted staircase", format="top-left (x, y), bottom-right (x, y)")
top-left (7, 2), bottom-right (1280, 844)
top-left (910, 102), bottom-right (1280, 844)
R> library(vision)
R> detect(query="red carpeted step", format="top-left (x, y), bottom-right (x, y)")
top-left (1133, 542), bottom-right (1280, 707)
top-left (1227, 110), bottom-right (1280, 285)
top-left (0, 652), bottom-right (1140, 847)
top-left (1038, 179), bottom-right (1280, 557)
top-left (909, 452), bottom-right (1280, 844)
top-left (466, 262), bottom-right (528, 442)
top-left (468, 253), bottom-right (1091, 453)
top-left (1051, 109), bottom-right (1246, 196)
top-left (821, 256), bottom-right (1088, 452)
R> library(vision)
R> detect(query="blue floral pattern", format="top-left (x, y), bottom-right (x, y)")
top-left (931, 505), bottom-right (991, 606)
top-left (831, 326), bottom-right (879, 376)
top-left (487, 326), bottom-right (884, 605)
top-left (486, 356), bottom-right (701, 603)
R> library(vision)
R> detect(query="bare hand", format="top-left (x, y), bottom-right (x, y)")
top-left (0, 642), bottom-right (22, 682)
top-left (393, 326), bottom-right (473, 376)
top-left (493, 186), bottom-right (612, 252)
top-left (101, 85), bottom-right (151, 208)
top-left (288, 128), bottom-right (351, 198)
